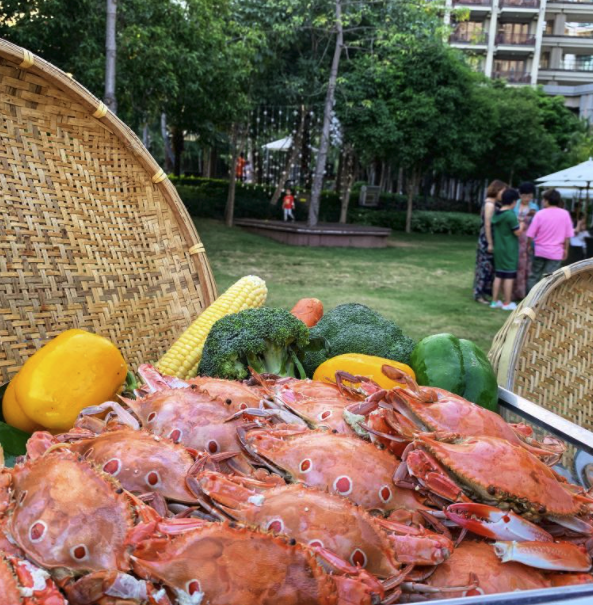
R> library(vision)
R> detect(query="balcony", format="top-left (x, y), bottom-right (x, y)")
top-left (495, 32), bottom-right (537, 45)
top-left (493, 69), bottom-right (532, 82)
top-left (500, 0), bottom-right (541, 6)
top-left (538, 58), bottom-right (593, 83)
top-left (449, 31), bottom-right (489, 46)
top-left (542, 33), bottom-right (593, 51)
top-left (452, 0), bottom-right (492, 6)
top-left (545, 1), bottom-right (593, 19)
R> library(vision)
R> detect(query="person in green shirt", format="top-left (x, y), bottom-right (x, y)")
top-left (491, 188), bottom-right (524, 311)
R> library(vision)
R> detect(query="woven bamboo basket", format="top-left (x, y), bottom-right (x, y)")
top-left (489, 259), bottom-right (593, 430)
top-left (0, 39), bottom-right (217, 383)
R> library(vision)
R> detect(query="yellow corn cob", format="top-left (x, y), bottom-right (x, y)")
top-left (157, 275), bottom-right (267, 379)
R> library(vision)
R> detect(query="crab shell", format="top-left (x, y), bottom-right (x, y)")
top-left (65, 427), bottom-right (198, 504)
top-left (275, 398), bottom-right (356, 434)
top-left (7, 449), bottom-right (136, 573)
top-left (424, 541), bottom-right (550, 598)
top-left (242, 427), bottom-right (401, 512)
top-left (417, 435), bottom-right (584, 519)
top-left (0, 552), bottom-right (68, 605)
top-left (187, 377), bottom-right (265, 409)
top-left (132, 521), bottom-right (379, 605)
top-left (275, 379), bottom-right (354, 405)
top-left (124, 388), bottom-right (249, 455)
top-left (197, 472), bottom-right (402, 578)
top-left (392, 389), bottom-right (523, 444)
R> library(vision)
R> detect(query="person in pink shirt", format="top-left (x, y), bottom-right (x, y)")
top-left (526, 189), bottom-right (574, 292)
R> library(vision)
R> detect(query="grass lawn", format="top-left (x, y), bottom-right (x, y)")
top-left (195, 218), bottom-right (507, 353)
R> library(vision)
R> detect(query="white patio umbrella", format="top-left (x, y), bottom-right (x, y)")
top-left (537, 158), bottom-right (593, 221)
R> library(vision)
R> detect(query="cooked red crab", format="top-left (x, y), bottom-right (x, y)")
top-left (50, 426), bottom-right (200, 504)
top-left (0, 551), bottom-right (68, 605)
top-left (132, 519), bottom-right (385, 605)
top-left (240, 425), bottom-right (412, 513)
top-left (349, 367), bottom-right (565, 464)
top-left (406, 540), bottom-right (550, 600)
top-left (195, 470), bottom-right (453, 571)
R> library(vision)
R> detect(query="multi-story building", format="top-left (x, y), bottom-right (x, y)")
top-left (445, 0), bottom-right (593, 118)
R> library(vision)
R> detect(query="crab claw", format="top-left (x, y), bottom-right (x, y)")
top-left (493, 540), bottom-right (592, 572)
top-left (137, 363), bottom-right (189, 392)
top-left (445, 503), bottom-right (554, 542)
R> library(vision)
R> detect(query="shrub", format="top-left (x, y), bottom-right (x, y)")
top-left (173, 178), bottom-right (481, 236)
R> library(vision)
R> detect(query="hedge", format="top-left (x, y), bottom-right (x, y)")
top-left (173, 177), bottom-right (481, 236)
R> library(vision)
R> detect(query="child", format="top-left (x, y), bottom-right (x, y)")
top-left (526, 188), bottom-right (574, 292)
top-left (282, 189), bottom-right (295, 222)
top-left (491, 188), bottom-right (523, 311)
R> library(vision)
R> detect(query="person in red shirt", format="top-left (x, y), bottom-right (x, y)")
top-left (235, 153), bottom-right (246, 181)
top-left (282, 188), bottom-right (295, 222)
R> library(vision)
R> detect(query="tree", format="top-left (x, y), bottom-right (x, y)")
top-left (340, 39), bottom-right (492, 231)
top-left (104, 0), bottom-right (117, 113)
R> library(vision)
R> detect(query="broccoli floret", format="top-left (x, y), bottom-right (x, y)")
top-left (198, 307), bottom-right (310, 380)
top-left (302, 303), bottom-right (415, 377)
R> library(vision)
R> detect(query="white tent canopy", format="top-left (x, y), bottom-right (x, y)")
top-left (262, 136), bottom-right (318, 153)
top-left (262, 136), bottom-right (293, 152)
top-left (537, 158), bottom-right (593, 189)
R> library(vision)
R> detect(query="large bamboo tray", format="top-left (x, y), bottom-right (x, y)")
top-left (489, 260), bottom-right (593, 430)
top-left (0, 39), bottom-right (217, 383)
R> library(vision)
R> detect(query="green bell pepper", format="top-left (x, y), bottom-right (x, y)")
top-left (410, 333), bottom-right (498, 412)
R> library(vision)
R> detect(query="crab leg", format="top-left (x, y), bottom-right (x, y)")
top-left (137, 363), bottom-right (189, 391)
top-left (493, 540), bottom-right (592, 572)
top-left (77, 400), bottom-right (140, 430)
top-left (445, 503), bottom-right (554, 542)
top-left (374, 518), bottom-right (453, 566)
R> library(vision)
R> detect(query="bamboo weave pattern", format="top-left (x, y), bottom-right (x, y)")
top-left (0, 39), bottom-right (217, 382)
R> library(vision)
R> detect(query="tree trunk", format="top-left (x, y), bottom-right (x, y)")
top-left (339, 145), bottom-right (355, 223)
top-left (405, 169), bottom-right (419, 234)
top-left (104, 0), bottom-right (117, 114)
top-left (161, 113), bottom-right (174, 173)
top-left (225, 125), bottom-right (239, 227)
top-left (300, 112), bottom-right (312, 186)
top-left (271, 106), bottom-right (306, 206)
top-left (308, 0), bottom-right (343, 227)
top-left (172, 127), bottom-right (184, 177)
top-left (396, 167), bottom-right (403, 195)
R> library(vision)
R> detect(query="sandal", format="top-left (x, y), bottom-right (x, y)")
top-left (475, 297), bottom-right (490, 305)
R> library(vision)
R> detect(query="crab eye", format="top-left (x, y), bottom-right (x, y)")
top-left (29, 521), bottom-right (47, 543)
top-left (70, 544), bottom-right (89, 561)
top-left (169, 428), bottom-right (182, 443)
top-left (266, 518), bottom-right (284, 533)
top-left (146, 471), bottom-right (161, 487)
top-left (207, 440), bottom-right (219, 454)
top-left (299, 459), bottom-right (313, 473)
top-left (186, 580), bottom-right (202, 596)
top-left (102, 458), bottom-right (122, 476)
top-left (379, 485), bottom-right (392, 503)
top-left (350, 548), bottom-right (367, 568)
top-left (333, 475), bottom-right (353, 496)
top-left (147, 412), bottom-right (157, 423)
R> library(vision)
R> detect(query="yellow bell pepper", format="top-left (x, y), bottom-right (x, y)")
top-left (13, 329), bottom-right (127, 432)
top-left (313, 353), bottom-right (415, 390)
top-left (2, 377), bottom-right (43, 434)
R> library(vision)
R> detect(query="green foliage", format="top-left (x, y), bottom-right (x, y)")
top-left (302, 303), bottom-right (415, 376)
top-left (198, 307), bottom-right (310, 379)
top-left (175, 180), bottom-right (481, 234)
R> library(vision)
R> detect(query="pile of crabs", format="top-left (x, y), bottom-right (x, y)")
top-left (2, 364), bottom-right (593, 605)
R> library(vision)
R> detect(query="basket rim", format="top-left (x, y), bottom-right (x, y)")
top-left (490, 258), bottom-right (593, 390)
top-left (0, 37), bottom-right (217, 306)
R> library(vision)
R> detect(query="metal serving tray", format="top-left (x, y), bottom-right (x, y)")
top-left (434, 387), bottom-right (593, 605)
